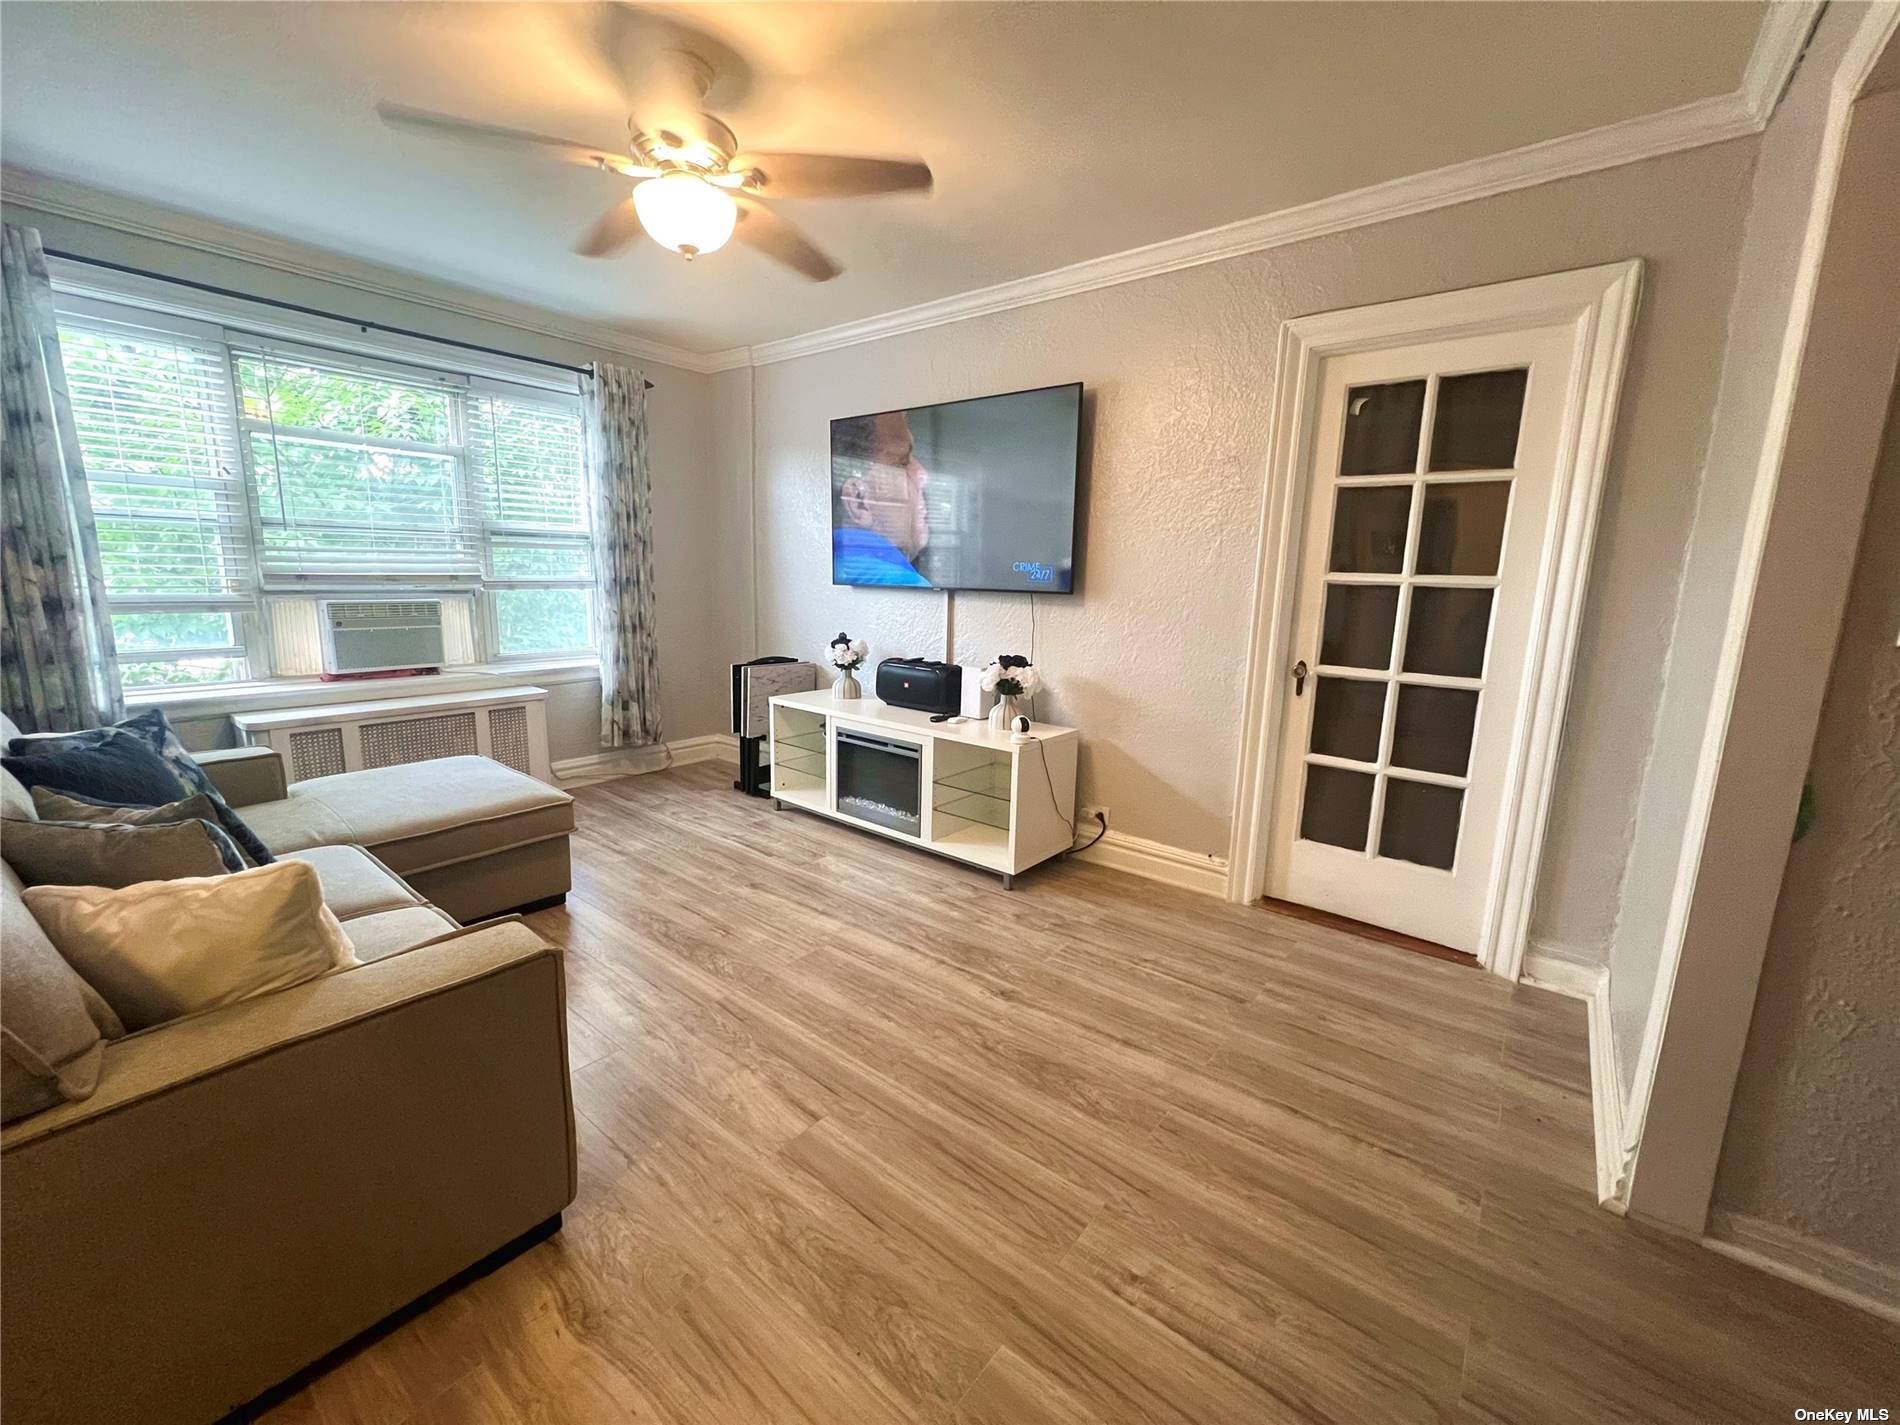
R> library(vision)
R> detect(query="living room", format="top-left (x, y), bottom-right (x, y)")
top-left (2, 3), bottom-right (1897, 1422)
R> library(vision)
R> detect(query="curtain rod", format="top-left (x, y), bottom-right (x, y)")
top-left (43, 249), bottom-right (654, 390)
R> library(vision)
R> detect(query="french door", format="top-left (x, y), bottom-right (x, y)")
top-left (1266, 321), bottom-right (1580, 953)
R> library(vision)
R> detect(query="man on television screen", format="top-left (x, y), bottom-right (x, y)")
top-left (832, 411), bottom-right (933, 586)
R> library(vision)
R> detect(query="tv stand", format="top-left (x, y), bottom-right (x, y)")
top-left (767, 690), bottom-right (1078, 887)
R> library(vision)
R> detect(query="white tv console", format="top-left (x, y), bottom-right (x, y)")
top-left (767, 689), bottom-right (1078, 888)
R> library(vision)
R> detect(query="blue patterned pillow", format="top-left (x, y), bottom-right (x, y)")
top-left (2, 729), bottom-right (188, 809)
top-left (5, 708), bottom-right (275, 865)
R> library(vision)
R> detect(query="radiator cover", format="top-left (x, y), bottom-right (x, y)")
top-left (231, 685), bottom-right (553, 784)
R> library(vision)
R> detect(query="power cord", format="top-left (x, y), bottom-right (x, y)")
top-left (1071, 808), bottom-right (1108, 855)
top-left (1025, 733), bottom-right (1108, 855)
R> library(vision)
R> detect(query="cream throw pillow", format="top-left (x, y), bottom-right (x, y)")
top-left (23, 861), bottom-right (359, 1032)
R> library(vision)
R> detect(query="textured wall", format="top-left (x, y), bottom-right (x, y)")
top-left (1601, 9), bottom-right (1853, 1095)
top-left (1, 201), bottom-right (738, 752)
top-left (1713, 380), bottom-right (1900, 1271)
top-left (745, 139), bottom-right (1756, 958)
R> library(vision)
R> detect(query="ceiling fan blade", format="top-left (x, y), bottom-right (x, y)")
top-left (376, 102), bottom-right (655, 177)
top-left (575, 199), bottom-right (648, 258)
top-left (732, 195), bottom-right (841, 282)
top-left (731, 153), bottom-right (933, 199)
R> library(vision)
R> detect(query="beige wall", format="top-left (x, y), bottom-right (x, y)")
top-left (744, 138), bottom-right (1757, 956)
top-left (1712, 378), bottom-right (1900, 1275)
top-left (1602, 6), bottom-right (1867, 1101)
top-left (0, 199), bottom-right (738, 762)
top-left (1621, 14), bottom-right (1900, 1234)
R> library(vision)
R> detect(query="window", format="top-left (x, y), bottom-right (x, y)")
top-left (469, 393), bottom-right (593, 656)
top-left (55, 308), bottom-right (595, 687)
top-left (59, 323), bottom-right (254, 688)
top-left (238, 349), bottom-right (478, 582)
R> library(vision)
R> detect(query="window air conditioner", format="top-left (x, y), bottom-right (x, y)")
top-left (318, 599), bottom-right (446, 676)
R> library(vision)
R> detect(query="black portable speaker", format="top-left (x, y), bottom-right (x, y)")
top-left (875, 658), bottom-right (963, 715)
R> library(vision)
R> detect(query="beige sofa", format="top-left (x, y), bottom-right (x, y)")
top-left (0, 731), bottom-right (580, 1425)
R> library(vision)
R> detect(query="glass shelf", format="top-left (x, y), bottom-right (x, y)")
top-left (933, 760), bottom-right (1011, 799)
top-left (777, 729), bottom-right (826, 756)
top-left (776, 748), bottom-right (828, 778)
top-left (934, 787), bottom-right (1010, 832)
top-left (932, 750), bottom-right (1012, 835)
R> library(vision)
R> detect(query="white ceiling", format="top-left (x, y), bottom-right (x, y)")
top-left (0, 1), bottom-right (1766, 354)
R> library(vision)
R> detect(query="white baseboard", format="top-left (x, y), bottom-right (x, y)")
top-left (1519, 944), bottom-right (1629, 1210)
top-left (1706, 1212), bottom-right (1900, 1325)
top-left (553, 733), bottom-right (736, 786)
top-left (1520, 941), bottom-right (1604, 999)
top-left (1070, 824), bottom-right (1229, 896)
top-left (1585, 966), bottom-right (1632, 1212)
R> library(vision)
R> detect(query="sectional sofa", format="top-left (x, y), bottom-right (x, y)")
top-left (0, 715), bottom-right (581, 1425)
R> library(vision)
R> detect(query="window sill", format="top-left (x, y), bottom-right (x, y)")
top-left (125, 657), bottom-right (599, 721)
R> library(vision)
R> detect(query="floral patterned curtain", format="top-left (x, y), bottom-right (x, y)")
top-left (584, 362), bottom-right (661, 748)
top-left (1, 224), bottom-right (123, 733)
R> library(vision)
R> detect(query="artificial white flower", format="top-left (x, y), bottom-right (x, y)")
top-left (981, 657), bottom-right (1042, 698)
top-left (828, 636), bottom-right (868, 670)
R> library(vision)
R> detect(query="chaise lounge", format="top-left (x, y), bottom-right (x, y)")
top-left (185, 739), bottom-right (577, 926)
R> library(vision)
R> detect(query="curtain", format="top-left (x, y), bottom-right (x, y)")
top-left (584, 362), bottom-right (661, 748)
top-left (1, 224), bottom-right (123, 733)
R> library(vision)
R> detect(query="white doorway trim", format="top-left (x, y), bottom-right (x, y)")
top-left (1227, 263), bottom-right (1643, 978)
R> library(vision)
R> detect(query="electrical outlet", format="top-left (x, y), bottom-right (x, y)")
top-left (1080, 804), bottom-right (1109, 825)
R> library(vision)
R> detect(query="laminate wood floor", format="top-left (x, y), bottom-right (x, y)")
top-left (265, 762), bottom-right (1900, 1424)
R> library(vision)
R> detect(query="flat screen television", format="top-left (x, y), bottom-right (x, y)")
top-left (830, 382), bottom-right (1081, 593)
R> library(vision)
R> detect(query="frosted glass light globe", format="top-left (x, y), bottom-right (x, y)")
top-left (632, 173), bottom-right (737, 259)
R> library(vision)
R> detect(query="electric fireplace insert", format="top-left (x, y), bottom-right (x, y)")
top-left (835, 727), bottom-right (922, 836)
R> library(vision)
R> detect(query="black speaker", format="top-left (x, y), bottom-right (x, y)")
top-left (875, 658), bottom-right (963, 715)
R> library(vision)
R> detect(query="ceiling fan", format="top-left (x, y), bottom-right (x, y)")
top-left (377, 51), bottom-right (931, 283)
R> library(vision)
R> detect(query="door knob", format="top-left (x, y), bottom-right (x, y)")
top-left (1291, 659), bottom-right (1308, 696)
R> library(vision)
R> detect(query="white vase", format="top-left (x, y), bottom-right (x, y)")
top-left (832, 669), bottom-right (862, 700)
top-left (989, 694), bottom-right (1016, 731)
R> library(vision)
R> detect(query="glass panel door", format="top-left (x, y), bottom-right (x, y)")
top-left (1295, 367), bottom-right (1527, 873)
top-left (1266, 290), bottom-right (1622, 959)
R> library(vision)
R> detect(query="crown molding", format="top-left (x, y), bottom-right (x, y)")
top-left (0, 167), bottom-right (727, 375)
top-left (745, 113), bottom-right (1775, 367)
top-left (1739, 0), bottom-right (1826, 125)
top-left (738, 3), bottom-right (1818, 367)
top-left (2, 3), bottom-right (1818, 376)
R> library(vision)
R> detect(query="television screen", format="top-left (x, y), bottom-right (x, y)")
top-left (830, 382), bottom-right (1081, 593)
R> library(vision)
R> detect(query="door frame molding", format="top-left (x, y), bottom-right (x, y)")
top-left (1226, 262), bottom-right (1643, 978)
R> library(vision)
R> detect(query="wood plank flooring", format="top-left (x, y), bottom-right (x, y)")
top-left (264, 762), bottom-right (1900, 1424)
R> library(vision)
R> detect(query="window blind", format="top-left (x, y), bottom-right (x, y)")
top-left (235, 345), bottom-right (484, 583)
top-left (468, 391), bottom-right (590, 581)
top-left (58, 322), bottom-right (251, 601)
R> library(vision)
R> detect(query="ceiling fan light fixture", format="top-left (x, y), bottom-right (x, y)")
top-left (632, 172), bottom-right (737, 259)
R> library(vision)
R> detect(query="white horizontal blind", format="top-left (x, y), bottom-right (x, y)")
top-left (467, 390), bottom-right (594, 656)
top-left (58, 321), bottom-right (250, 602)
top-left (468, 391), bottom-right (590, 572)
top-left (235, 344), bottom-right (483, 583)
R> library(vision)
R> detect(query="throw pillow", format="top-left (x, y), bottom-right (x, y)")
top-left (9, 709), bottom-right (275, 865)
top-left (2, 816), bottom-right (244, 887)
top-left (2, 870), bottom-right (123, 1123)
top-left (23, 861), bottom-right (359, 1033)
top-left (2, 729), bottom-right (187, 809)
top-left (1, 766), bottom-right (35, 822)
top-left (28, 788), bottom-right (249, 870)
